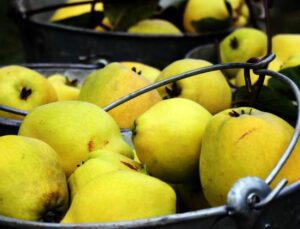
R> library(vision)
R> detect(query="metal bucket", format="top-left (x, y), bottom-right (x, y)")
top-left (1, 57), bottom-right (300, 228)
top-left (10, 0), bottom-right (230, 69)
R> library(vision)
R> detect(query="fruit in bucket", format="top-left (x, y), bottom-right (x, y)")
top-left (68, 149), bottom-right (145, 199)
top-left (47, 74), bottom-right (81, 101)
top-left (200, 107), bottom-right (300, 206)
top-left (121, 61), bottom-right (161, 83)
top-left (183, 0), bottom-right (249, 33)
top-left (61, 170), bottom-right (176, 223)
top-left (0, 65), bottom-right (57, 120)
top-left (127, 19), bottom-right (182, 35)
top-left (0, 135), bottom-right (69, 221)
top-left (18, 100), bottom-right (134, 176)
top-left (219, 28), bottom-right (268, 77)
top-left (79, 62), bottom-right (162, 129)
top-left (132, 98), bottom-right (212, 183)
top-left (155, 58), bottom-right (232, 114)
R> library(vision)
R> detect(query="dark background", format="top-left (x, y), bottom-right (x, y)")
top-left (0, 0), bottom-right (299, 65)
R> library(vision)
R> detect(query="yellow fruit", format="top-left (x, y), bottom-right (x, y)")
top-left (280, 53), bottom-right (300, 70)
top-left (132, 98), bottom-right (212, 183)
top-left (200, 107), bottom-right (300, 206)
top-left (18, 100), bottom-right (134, 176)
top-left (272, 34), bottom-right (300, 62)
top-left (79, 62), bottom-right (162, 129)
top-left (155, 58), bottom-right (232, 114)
top-left (61, 170), bottom-right (176, 223)
top-left (50, 0), bottom-right (103, 22)
top-left (68, 149), bottom-right (145, 199)
top-left (0, 65), bottom-right (57, 120)
top-left (220, 28), bottom-right (268, 77)
top-left (0, 135), bottom-right (69, 221)
top-left (183, 0), bottom-right (249, 33)
top-left (235, 58), bottom-right (282, 87)
top-left (121, 61), bottom-right (161, 83)
top-left (47, 74), bottom-right (80, 101)
top-left (127, 19), bottom-right (182, 35)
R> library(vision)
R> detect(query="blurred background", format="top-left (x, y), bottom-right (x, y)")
top-left (0, 0), bottom-right (299, 65)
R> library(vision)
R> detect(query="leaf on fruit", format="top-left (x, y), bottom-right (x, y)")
top-left (53, 11), bottom-right (105, 29)
top-left (103, 0), bottom-right (159, 31)
top-left (191, 17), bottom-right (232, 34)
top-left (268, 65), bottom-right (300, 100)
top-left (233, 86), bottom-right (297, 122)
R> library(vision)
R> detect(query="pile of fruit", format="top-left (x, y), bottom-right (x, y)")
top-left (1, 4), bottom-right (300, 225)
top-left (50, 0), bottom-right (250, 35)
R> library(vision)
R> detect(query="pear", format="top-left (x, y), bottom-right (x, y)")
top-left (68, 149), bottom-right (145, 199)
top-left (200, 107), bottom-right (300, 206)
top-left (18, 100), bottom-right (134, 176)
top-left (121, 61), bottom-right (161, 83)
top-left (0, 135), bottom-right (69, 221)
top-left (155, 58), bottom-right (232, 114)
top-left (0, 65), bottom-right (57, 120)
top-left (79, 62), bottom-right (162, 129)
top-left (234, 58), bottom-right (282, 87)
top-left (47, 74), bottom-right (81, 101)
top-left (61, 170), bottom-right (176, 223)
top-left (220, 28), bottom-right (268, 77)
top-left (183, 0), bottom-right (249, 33)
top-left (272, 34), bottom-right (300, 62)
top-left (127, 19), bottom-right (182, 35)
top-left (132, 98), bottom-right (212, 183)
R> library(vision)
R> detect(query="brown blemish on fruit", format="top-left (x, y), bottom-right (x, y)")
top-left (121, 161), bottom-right (138, 171)
top-left (88, 140), bottom-right (94, 152)
top-left (229, 110), bottom-right (240, 117)
top-left (237, 128), bottom-right (257, 141)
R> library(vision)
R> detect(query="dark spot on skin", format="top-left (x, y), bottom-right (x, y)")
top-left (237, 128), bottom-right (257, 142)
top-left (103, 140), bottom-right (109, 146)
top-left (121, 161), bottom-right (138, 171)
top-left (131, 120), bottom-right (137, 139)
top-left (137, 70), bottom-right (142, 75)
top-left (241, 109), bottom-right (245, 114)
top-left (20, 87), bottom-right (32, 100)
top-left (230, 36), bottom-right (239, 50)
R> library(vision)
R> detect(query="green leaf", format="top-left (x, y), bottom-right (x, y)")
top-left (268, 65), bottom-right (300, 100)
top-left (233, 86), bottom-right (297, 122)
top-left (103, 0), bottom-right (159, 31)
top-left (191, 17), bottom-right (232, 34)
top-left (53, 11), bottom-right (105, 29)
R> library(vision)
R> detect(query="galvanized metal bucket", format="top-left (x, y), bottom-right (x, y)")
top-left (1, 56), bottom-right (300, 228)
top-left (10, 0), bottom-right (231, 69)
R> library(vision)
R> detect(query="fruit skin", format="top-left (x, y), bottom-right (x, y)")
top-left (155, 58), bottom-right (232, 114)
top-left (127, 19), bottom-right (182, 35)
top-left (272, 34), bottom-right (300, 62)
top-left (79, 62), bottom-right (162, 129)
top-left (220, 28), bottom-right (267, 77)
top-left (0, 135), bottom-right (69, 221)
top-left (132, 98), bottom-right (212, 183)
top-left (0, 65), bottom-right (57, 120)
top-left (200, 107), bottom-right (300, 207)
top-left (280, 53), bottom-right (300, 70)
top-left (18, 100), bottom-right (134, 177)
top-left (50, 0), bottom-right (103, 22)
top-left (235, 58), bottom-right (282, 87)
top-left (68, 149), bottom-right (145, 200)
top-left (61, 170), bottom-right (176, 223)
top-left (183, 0), bottom-right (249, 33)
top-left (47, 74), bottom-right (80, 101)
top-left (121, 61), bottom-right (161, 83)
